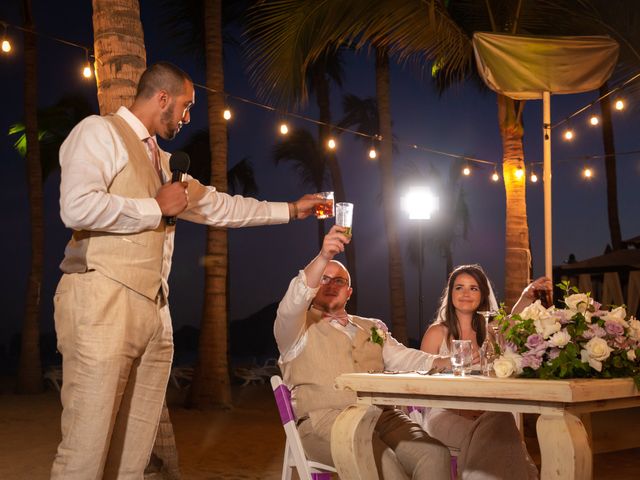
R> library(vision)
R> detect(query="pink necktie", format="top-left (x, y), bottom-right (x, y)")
top-left (144, 137), bottom-right (163, 180)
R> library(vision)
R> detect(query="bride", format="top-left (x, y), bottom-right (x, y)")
top-left (419, 264), bottom-right (550, 479)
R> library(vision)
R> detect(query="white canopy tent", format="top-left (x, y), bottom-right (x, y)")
top-left (472, 32), bottom-right (619, 279)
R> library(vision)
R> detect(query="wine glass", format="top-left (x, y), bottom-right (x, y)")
top-left (477, 310), bottom-right (497, 376)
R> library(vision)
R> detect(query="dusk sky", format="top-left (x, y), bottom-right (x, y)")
top-left (2, 1), bottom-right (640, 358)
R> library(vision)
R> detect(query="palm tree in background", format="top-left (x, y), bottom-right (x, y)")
top-left (273, 128), bottom-right (327, 247)
top-left (91, 0), bottom-right (146, 114)
top-left (244, 1), bottom-right (470, 341)
top-left (14, 0), bottom-right (43, 394)
top-left (556, 0), bottom-right (640, 251)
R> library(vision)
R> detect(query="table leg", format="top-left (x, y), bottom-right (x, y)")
top-left (330, 404), bottom-right (381, 480)
top-left (536, 411), bottom-right (592, 479)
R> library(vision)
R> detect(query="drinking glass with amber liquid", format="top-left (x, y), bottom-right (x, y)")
top-left (315, 192), bottom-right (334, 219)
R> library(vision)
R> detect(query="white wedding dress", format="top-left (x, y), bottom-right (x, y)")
top-left (414, 338), bottom-right (539, 480)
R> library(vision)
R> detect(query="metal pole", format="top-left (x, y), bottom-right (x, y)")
top-left (543, 91), bottom-right (553, 281)
top-left (418, 222), bottom-right (424, 342)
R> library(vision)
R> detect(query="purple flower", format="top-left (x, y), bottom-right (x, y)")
top-left (521, 353), bottom-right (543, 370)
top-left (605, 321), bottom-right (624, 337)
top-left (526, 334), bottom-right (545, 349)
top-left (553, 309), bottom-right (573, 324)
top-left (548, 347), bottom-right (561, 360)
top-left (583, 324), bottom-right (606, 339)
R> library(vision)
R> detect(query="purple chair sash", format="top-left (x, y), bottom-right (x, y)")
top-left (274, 383), bottom-right (296, 425)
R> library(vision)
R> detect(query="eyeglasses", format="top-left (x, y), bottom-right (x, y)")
top-left (320, 275), bottom-right (349, 287)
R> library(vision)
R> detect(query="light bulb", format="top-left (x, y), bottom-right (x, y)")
top-left (589, 115), bottom-right (599, 126)
top-left (530, 172), bottom-right (538, 183)
top-left (491, 172), bottom-right (500, 182)
top-left (515, 168), bottom-right (524, 180)
top-left (1, 39), bottom-right (10, 53)
top-left (368, 148), bottom-right (377, 159)
top-left (223, 109), bottom-right (231, 120)
top-left (614, 99), bottom-right (624, 111)
top-left (583, 167), bottom-right (593, 178)
top-left (327, 138), bottom-right (336, 150)
top-left (462, 166), bottom-right (471, 176)
top-left (563, 129), bottom-right (574, 141)
top-left (82, 65), bottom-right (92, 78)
top-left (279, 123), bottom-right (289, 135)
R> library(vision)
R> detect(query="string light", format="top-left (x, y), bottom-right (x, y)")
top-left (530, 170), bottom-right (538, 183)
top-left (583, 166), bottom-right (593, 179)
top-left (563, 129), bottom-right (574, 141)
top-left (279, 122), bottom-right (289, 135)
top-left (82, 48), bottom-right (92, 78)
top-left (1, 22), bottom-right (11, 53)
top-left (6, 20), bottom-right (639, 180)
top-left (514, 167), bottom-right (524, 180)
top-left (462, 162), bottom-right (471, 176)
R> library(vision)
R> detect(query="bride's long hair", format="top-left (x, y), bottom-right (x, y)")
top-left (434, 264), bottom-right (498, 347)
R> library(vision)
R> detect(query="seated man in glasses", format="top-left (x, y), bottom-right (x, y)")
top-left (274, 225), bottom-right (451, 479)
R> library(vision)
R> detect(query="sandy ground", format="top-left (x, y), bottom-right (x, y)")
top-left (1, 376), bottom-right (638, 479)
top-left (0, 379), bottom-right (284, 480)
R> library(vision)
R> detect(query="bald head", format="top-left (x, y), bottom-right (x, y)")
top-left (135, 62), bottom-right (192, 100)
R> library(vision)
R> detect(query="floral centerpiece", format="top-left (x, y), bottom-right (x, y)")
top-left (493, 281), bottom-right (640, 388)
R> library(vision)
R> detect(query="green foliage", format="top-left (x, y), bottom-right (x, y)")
top-left (370, 326), bottom-right (385, 347)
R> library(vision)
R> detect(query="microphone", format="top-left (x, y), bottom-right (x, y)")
top-left (165, 151), bottom-right (191, 226)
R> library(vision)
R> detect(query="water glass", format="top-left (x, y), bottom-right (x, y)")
top-left (315, 191), bottom-right (334, 219)
top-left (450, 340), bottom-right (473, 376)
top-left (335, 202), bottom-right (354, 236)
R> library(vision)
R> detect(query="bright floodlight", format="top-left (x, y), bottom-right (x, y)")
top-left (402, 186), bottom-right (438, 220)
top-left (279, 123), bottom-right (289, 135)
top-left (1, 39), bottom-right (10, 53)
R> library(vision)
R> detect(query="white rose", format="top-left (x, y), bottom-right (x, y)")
top-left (493, 357), bottom-right (516, 378)
top-left (564, 293), bottom-right (591, 313)
top-left (549, 330), bottom-right (571, 348)
top-left (501, 348), bottom-right (523, 374)
top-left (519, 300), bottom-right (550, 322)
top-left (628, 318), bottom-right (640, 340)
top-left (601, 306), bottom-right (628, 327)
top-left (581, 349), bottom-right (603, 372)
top-left (627, 349), bottom-right (637, 362)
top-left (534, 316), bottom-right (562, 339)
top-left (580, 337), bottom-right (614, 372)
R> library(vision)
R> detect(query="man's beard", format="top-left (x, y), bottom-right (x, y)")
top-left (160, 102), bottom-right (179, 140)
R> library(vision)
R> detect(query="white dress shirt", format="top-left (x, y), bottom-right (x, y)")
top-left (59, 106), bottom-right (290, 296)
top-left (275, 270), bottom-right (437, 371)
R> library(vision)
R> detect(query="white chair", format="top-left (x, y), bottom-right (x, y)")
top-left (270, 375), bottom-right (337, 480)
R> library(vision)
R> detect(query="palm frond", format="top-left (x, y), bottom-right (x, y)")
top-left (244, 0), bottom-right (471, 107)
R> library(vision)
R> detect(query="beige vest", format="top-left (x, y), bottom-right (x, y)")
top-left (60, 114), bottom-right (171, 300)
top-left (282, 309), bottom-right (385, 420)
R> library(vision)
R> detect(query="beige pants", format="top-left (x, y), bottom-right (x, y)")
top-left (51, 271), bottom-right (173, 480)
top-left (299, 407), bottom-right (451, 480)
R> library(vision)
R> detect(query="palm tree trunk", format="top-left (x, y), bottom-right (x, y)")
top-left (313, 69), bottom-right (358, 313)
top-left (92, 0), bottom-right (146, 113)
top-left (16, 0), bottom-right (43, 394)
top-left (375, 49), bottom-right (408, 343)
top-left (498, 95), bottom-right (530, 309)
top-left (599, 83), bottom-right (622, 250)
top-left (187, 0), bottom-right (232, 408)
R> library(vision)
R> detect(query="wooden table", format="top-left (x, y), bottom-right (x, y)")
top-left (330, 373), bottom-right (639, 479)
